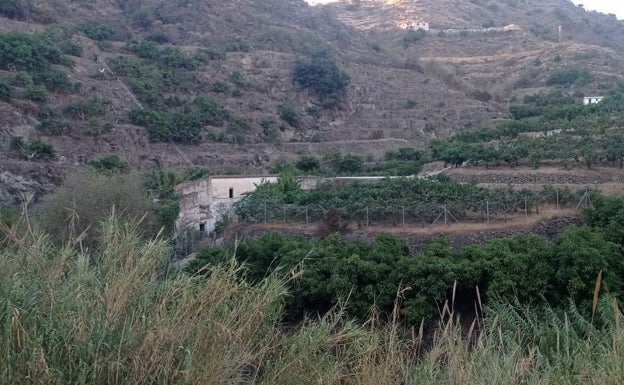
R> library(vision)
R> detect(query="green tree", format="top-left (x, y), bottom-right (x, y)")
top-left (293, 52), bottom-right (349, 107)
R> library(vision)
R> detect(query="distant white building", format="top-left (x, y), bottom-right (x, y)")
top-left (583, 96), bottom-right (604, 105)
top-left (174, 175), bottom-right (279, 234)
top-left (174, 174), bottom-right (417, 234)
top-left (397, 20), bottom-right (429, 30)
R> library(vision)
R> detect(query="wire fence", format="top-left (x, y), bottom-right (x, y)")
top-left (231, 189), bottom-right (593, 227)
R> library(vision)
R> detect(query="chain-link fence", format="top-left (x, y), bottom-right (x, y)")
top-left (230, 187), bottom-right (595, 227)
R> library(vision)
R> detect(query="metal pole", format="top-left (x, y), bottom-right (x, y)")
top-left (366, 207), bottom-right (369, 227)
top-left (524, 196), bottom-right (528, 217)
top-left (556, 189), bottom-right (559, 210)
top-left (264, 201), bottom-right (267, 223)
top-left (305, 205), bottom-right (309, 224)
top-left (486, 200), bottom-right (490, 223)
top-left (283, 204), bottom-right (286, 223)
top-left (402, 206), bottom-right (405, 227)
top-left (444, 205), bottom-right (448, 225)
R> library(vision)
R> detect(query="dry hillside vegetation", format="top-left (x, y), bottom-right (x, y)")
top-left (0, 0), bottom-right (623, 206)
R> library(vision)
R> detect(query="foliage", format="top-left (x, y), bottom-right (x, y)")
top-left (547, 68), bottom-right (592, 86)
top-left (293, 51), bottom-right (349, 107)
top-left (76, 22), bottom-right (116, 41)
top-left (0, 205), bottom-right (18, 241)
top-left (402, 28), bottom-right (426, 48)
top-left (583, 195), bottom-right (624, 245)
top-left (87, 155), bottom-right (129, 174)
top-left (63, 97), bottom-right (110, 119)
top-left (296, 156), bottom-right (321, 172)
top-left (23, 84), bottom-right (48, 101)
top-left (277, 103), bottom-right (300, 128)
top-left (0, 0), bottom-right (28, 20)
top-left (0, 79), bottom-right (14, 101)
top-left (37, 117), bottom-right (70, 135)
top-left (0, 31), bottom-right (65, 72)
top-left (2, 218), bottom-right (624, 384)
top-left (37, 170), bottom-right (156, 246)
top-left (126, 39), bottom-right (205, 70)
top-left (32, 69), bottom-right (74, 92)
top-left (129, 108), bottom-right (202, 144)
top-left (10, 137), bottom-right (55, 159)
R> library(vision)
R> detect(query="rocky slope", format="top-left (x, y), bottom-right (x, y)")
top-left (1, 0), bottom-right (624, 206)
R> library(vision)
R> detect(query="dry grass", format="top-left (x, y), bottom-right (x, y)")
top-left (1, 216), bottom-right (624, 384)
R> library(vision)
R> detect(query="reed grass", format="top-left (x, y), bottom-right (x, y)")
top-left (1, 216), bottom-right (623, 384)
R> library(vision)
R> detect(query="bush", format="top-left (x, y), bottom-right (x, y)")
top-left (23, 84), bottom-right (48, 102)
top-left (260, 119), bottom-right (280, 142)
top-left (76, 22), bottom-right (116, 41)
top-left (547, 68), bottom-right (592, 86)
top-left (32, 69), bottom-right (73, 92)
top-left (59, 39), bottom-right (83, 57)
top-left (63, 97), bottom-right (110, 119)
top-left (296, 156), bottom-right (320, 172)
top-left (0, 80), bottom-right (14, 101)
top-left (38, 118), bottom-right (70, 135)
top-left (87, 155), bottom-right (129, 174)
top-left (37, 170), bottom-right (156, 245)
top-left (19, 139), bottom-right (55, 159)
top-left (0, 0), bottom-right (27, 20)
top-left (0, 205), bottom-right (18, 241)
top-left (293, 52), bottom-right (349, 106)
top-left (129, 108), bottom-right (202, 144)
top-left (0, 31), bottom-right (64, 72)
top-left (11, 71), bottom-right (32, 87)
top-left (402, 29), bottom-right (426, 47)
top-left (278, 103), bottom-right (300, 128)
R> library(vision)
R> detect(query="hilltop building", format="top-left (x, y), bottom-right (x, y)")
top-left (583, 96), bottom-right (604, 105)
top-left (397, 20), bottom-right (429, 30)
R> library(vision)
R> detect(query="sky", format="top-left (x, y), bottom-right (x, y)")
top-left (304, 0), bottom-right (624, 19)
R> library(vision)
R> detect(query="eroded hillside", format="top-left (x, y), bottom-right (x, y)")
top-left (1, 0), bottom-right (623, 205)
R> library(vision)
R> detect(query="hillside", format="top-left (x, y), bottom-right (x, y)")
top-left (1, 0), bottom-right (624, 206)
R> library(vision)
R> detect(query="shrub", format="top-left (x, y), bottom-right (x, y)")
top-left (335, 154), bottom-right (363, 173)
top-left (0, 205), bottom-right (18, 241)
top-left (22, 140), bottom-right (54, 159)
top-left (293, 52), bottom-right (349, 106)
top-left (37, 170), bottom-right (156, 245)
top-left (59, 39), bottom-right (83, 57)
top-left (296, 156), bottom-right (320, 172)
top-left (194, 97), bottom-right (229, 126)
top-left (402, 29), bottom-right (426, 47)
top-left (547, 68), bottom-right (592, 86)
top-left (87, 155), bottom-right (129, 174)
top-left (11, 71), bottom-right (32, 87)
top-left (0, 31), bottom-right (64, 72)
top-left (278, 103), bottom-right (300, 128)
top-left (0, 0), bottom-right (27, 19)
top-left (63, 97), bottom-right (110, 119)
top-left (0, 80), bottom-right (14, 101)
top-left (212, 81), bottom-right (229, 93)
top-left (38, 118), bottom-right (70, 135)
top-left (23, 84), bottom-right (48, 102)
top-left (76, 22), bottom-right (116, 41)
top-left (32, 69), bottom-right (73, 92)
top-left (260, 119), bottom-right (280, 142)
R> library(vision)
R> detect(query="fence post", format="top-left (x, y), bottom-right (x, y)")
top-left (444, 204), bottom-right (448, 225)
top-left (524, 196), bottom-right (528, 217)
top-left (264, 201), bottom-right (267, 223)
top-left (305, 205), bottom-right (309, 224)
top-left (486, 200), bottom-right (490, 223)
top-left (283, 204), bottom-right (286, 223)
top-left (556, 189), bottom-right (559, 210)
top-left (402, 206), bottom-right (405, 227)
top-left (366, 207), bottom-right (369, 227)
